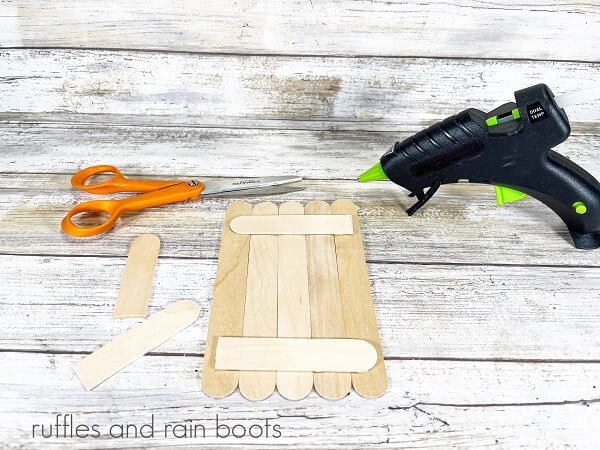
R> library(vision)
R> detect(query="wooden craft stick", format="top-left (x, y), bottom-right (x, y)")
top-left (113, 234), bottom-right (160, 318)
top-left (230, 214), bottom-right (353, 235)
top-left (201, 201), bottom-right (252, 398)
top-left (331, 199), bottom-right (388, 398)
top-left (216, 338), bottom-right (377, 372)
top-left (74, 300), bottom-right (201, 391)
top-left (238, 202), bottom-right (279, 401)
top-left (305, 200), bottom-right (352, 400)
top-left (276, 202), bottom-right (313, 400)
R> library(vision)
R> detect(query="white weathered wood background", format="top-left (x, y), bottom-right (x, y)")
top-left (1, 1), bottom-right (599, 448)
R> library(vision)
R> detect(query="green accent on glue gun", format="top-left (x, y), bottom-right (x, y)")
top-left (486, 108), bottom-right (521, 127)
top-left (494, 185), bottom-right (528, 205)
top-left (572, 201), bottom-right (587, 215)
top-left (485, 116), bottom-right (498, 127)
top-left (359, 161), bottom-right (389, 182)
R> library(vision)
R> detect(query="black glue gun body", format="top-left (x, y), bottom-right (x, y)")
top-left (377, 84), bottom-right (600, 249)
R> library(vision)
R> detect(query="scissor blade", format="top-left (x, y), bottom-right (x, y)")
top-left (206, 186), bottom-right (305, 198)
top-left (201, 176), bottom-right (302, 196)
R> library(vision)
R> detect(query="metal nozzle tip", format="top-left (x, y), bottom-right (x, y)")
top-left (358, 161), bottom-right (389, 182)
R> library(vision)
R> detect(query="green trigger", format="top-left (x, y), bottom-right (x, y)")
top-left (494, 185), bottom-right (528, 205)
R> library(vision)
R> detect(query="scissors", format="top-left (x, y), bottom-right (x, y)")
top-left (62, 165), bottom-right (302, 237)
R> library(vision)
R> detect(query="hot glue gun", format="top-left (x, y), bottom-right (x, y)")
top-left (359, 84), bottom-right (600, 249)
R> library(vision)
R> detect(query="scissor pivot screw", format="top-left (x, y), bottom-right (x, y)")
top-left (188, 180), bottom-right (200, 187)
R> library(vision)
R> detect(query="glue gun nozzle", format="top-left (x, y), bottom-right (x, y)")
top-left (359, 161), bottom-right (389, 182)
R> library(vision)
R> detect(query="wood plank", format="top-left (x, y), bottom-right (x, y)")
top-left (1, 124), bottom-right (598, 178)
top-left (3, 352), bottom-right (600, 447)
top-left (2, 254), bottom-right (600, 360)
top-left (1, 2), bottom-right (599, 61)
top-left (2, 176), bottom-right (600, 266)
top-left (201, 202), bottom-right (251, 398)
top-left (276, 202), bottom-right (313, 400)
top-left (4, 352), bottom-right (600, 416)
top-left (1, 50), bottom-right (599, 127)
top-left (305, 200), bottom-right (351, 399)
top-left (238, 202), bottom-right (278, 401)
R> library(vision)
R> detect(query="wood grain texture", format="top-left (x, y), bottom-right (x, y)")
top-left (4, 352), bottom-right (600, 448)
top-left (238, 202), bottom-right (279, 401)
top-left (1, 51), bottom-right (599, 128)
top-left (2, 1), bottom-right (599, 61)
top-left (1, 123), bottom-right (366, 181)
top-left (1, 124), bottom-right (598, 181)
top-left (113, 234), bottom-right (160, 318)
top-left (276, 202), bottom-right (313, 400)
top-left (332, 200), bottom-right (388, 398)
top-left (6, 352), bottom-right (600, 419)
top-left (305, 200), bottom-right (352, 400)
top-left (201, 201), bottom-right (251, 398)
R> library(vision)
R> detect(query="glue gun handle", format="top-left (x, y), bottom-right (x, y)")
top-left (507, 150), bottom-right (600, 249)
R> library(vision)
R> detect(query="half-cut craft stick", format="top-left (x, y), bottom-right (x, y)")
top-left (332, 199), bottom-right (388, 398)
top-left (113, 234), bottom-right (160, 318)
top-left (75, 300), bottom-right (201, 391)
top-left (238, 202), bottom-right (279, 401)
top-left (230, 214), bottom-right (353, 235)
top-left (276, 202), bottom-right (313, 400)
top-left (216, 337), bottom-right (377, 372)
top-left (305, 201), bottom-right (352, 400)
top-left (201, 202), bottom-right (252, 398)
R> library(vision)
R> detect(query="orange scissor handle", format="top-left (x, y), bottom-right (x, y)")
top-left (71, 165), bottom-right (181, 194)
top-left (62, 180), bottom-right (205, 237)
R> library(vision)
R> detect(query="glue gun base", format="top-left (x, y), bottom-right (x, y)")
top-left (570, 229), bottom-right (600, 250)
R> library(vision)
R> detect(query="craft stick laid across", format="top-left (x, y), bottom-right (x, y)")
top-left (216, 337), bottom-right (377, 373)
top-left (230, 214), bottom-right (353, 235)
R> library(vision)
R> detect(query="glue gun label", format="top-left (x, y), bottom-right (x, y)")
top-left (527, 102), bottom-right (548, 124)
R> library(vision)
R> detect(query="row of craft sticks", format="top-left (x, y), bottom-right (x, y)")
top-left (201, 200), bottom-right (387, 401)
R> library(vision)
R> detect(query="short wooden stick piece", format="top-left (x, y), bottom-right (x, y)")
top-left (75, 300), bottom-right (201, 390)
top-left (113, 234), bottom-right (160, 318)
